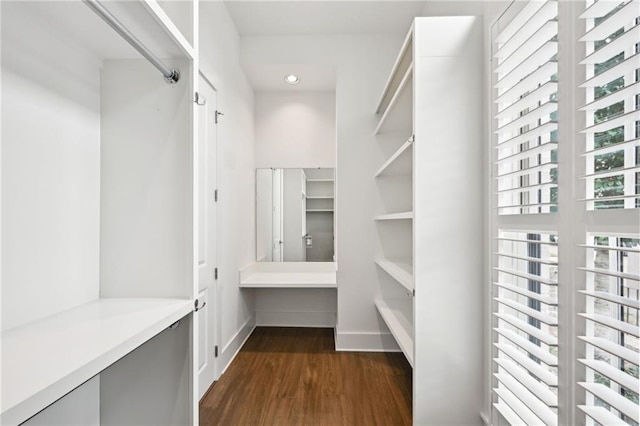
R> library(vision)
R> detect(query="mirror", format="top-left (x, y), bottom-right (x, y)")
top-left (257, 168), bottom-right (335, 262)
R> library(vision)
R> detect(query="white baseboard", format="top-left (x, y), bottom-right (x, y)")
top-left (256, 310), bottom-right (335, 327)
top-left (334, 330), bottom-right (401, 352)
top-left (217, 317), bottom-right (255, 377)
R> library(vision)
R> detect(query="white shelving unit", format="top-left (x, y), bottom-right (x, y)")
top-left (1, 1), bottom-right (198, 425)
top-left (372, 17), bottom-right (483, 424)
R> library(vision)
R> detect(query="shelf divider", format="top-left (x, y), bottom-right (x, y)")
top-left (374, 211), bottom-right (413, 221)
top-left (375, 298), bottom-right (414, 366)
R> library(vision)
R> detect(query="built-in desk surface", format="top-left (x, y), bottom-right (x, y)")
top-left (239, 262), bottom-right (337, 288)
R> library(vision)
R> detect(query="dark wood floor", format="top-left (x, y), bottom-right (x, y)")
top-left (199, 327), bottom-right (412, 425)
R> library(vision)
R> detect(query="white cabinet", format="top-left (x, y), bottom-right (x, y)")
top-left (1, 1), bottom-right (198, 424)
top-left (373, 17), bottom-right (484, 424)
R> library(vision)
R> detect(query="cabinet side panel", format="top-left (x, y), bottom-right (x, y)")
top-left (413, 17), bottom-right (484, 425)
top-left (21, 377), bottom-right (100, 426)
top-left (1, 2), bottom-right (101, 330)
top-left (100, 315), bottom-right (191, 425)
top-left (100, 58), bottom-right (192, 298)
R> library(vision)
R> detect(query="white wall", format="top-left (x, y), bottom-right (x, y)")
top-left (1, 2), bottom-right (101, 331)
top-left (199, 1), bottom-right (256, 376)
top-left (255, 91), bottom-right (336, 169)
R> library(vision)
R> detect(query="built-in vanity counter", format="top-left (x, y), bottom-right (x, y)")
top-left (239, 262), bottom-right (337, 288)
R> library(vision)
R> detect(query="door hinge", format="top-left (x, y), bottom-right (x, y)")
top-left (214, 189), bottom-right (218, 202)
top-left (215, 110), bottom-right (224, 124)
top-left (214, 267), bottom-right (218, 280)
top-left (194, 92), bottom-right (206, 106)
top-left (214, 345), bottom-right (219, 357)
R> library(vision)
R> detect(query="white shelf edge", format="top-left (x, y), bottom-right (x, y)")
top-left (374, 62), bottom-right (414, 136)
top-left (305, 196), bottom-right (334, 199)
top-left (1, 298), bottom-right (193, 426)
top-left (374, 211), bottom-right (414, 221)
top-left (375, 258), bottom-right (414, 292)
top-left (374, 138), bottom-right (414, 177)
top-left (306, 209), bottom-right (334, 212)
top-left (240, 282), bottom-right (338, 289)
top-left (374, 23), bottom-right (414, 113)
top-left (374, 298), bottom-right (414, 367)
top-left (306, 179), bottom-right (334, 182)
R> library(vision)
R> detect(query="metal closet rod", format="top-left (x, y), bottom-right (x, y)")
top-left (83, 0), bottom-right (180, 84)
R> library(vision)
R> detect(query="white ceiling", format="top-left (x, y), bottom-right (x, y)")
top-left (223, 1), bottom-right (428, 36)
top-left (243, 64), bottom-right (337, 92)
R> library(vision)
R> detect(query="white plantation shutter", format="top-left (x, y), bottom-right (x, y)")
top-left (493, 231), bottom-right (559, 425)
top-left (492, 1), bottom-right (561, 425)
top-left (578, 1), bottom-right (640, 424)
top-left (494, 0), bottom-right (559, 215)
top-left (580, 0), bottom-right (640, 210)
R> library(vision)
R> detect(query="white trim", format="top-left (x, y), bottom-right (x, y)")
top-left (217, 318), bottom-right (256, 377)
top-left (334, 330), bottom-right (401, 352)
top-left (255, 310), bottom-right (336, 328)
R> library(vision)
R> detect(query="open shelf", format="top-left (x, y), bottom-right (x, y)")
top-left (307, 209), bottom-right (334, 212)
top-left (374, 211), bottom-right (413, 221)
top-left (375, 298), bottom-right (414, 366)
top-left (1, 298), bottom-right (192, 425)
top-left (239, 262), bottom-right (337, 288)
top-left (375, 258), bottom-right (414, 292)
top-left (375, 138), bottom-right (413, 177)
top-left (306, 178), bottom-right (334, 182)
top-left (306, 196), bottom-right (334, 199)
top-left (374, 63), bottom-right (413, 135)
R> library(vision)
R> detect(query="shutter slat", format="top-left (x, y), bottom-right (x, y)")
top-left (579, 267), bottom-right (640, 281)
top-left (580, 137), bottom-right (640, 156)
top-left (496, 101), bottom-right (557, 135)
top-left (495, 267), bottom-right (558, 285)
top-left (496, 80), bottom-right (558, 118)
top-left (495, 312), bottom-right (558, 345)
top-left (494, 392), bottom-right (543, 426)
top-left (495, 0), bottom-right (550, 44)
top-left (498, 121), bottom-right (557, 147)
top-left (580, 52), bottom-right (639, 88)
top-left (579, 0), bottom-right (626, 19)
top-left (579, 336), bottom-right (639, 365)
top-left (579, 359), bottom-right (640, 392)
top-left (497, 41), bottom-right (558, 90)
top-left (494, 252), bottom-right (558, 265)
top-left (495, 298), bottom-right (558, 325)
top-left (579, 290), bottom-right (640, 309)
top-left (581, 24), bottom-right (640, 65)
top-left (494, 282), bottom-right (558, 305)
top-left (579, 405), bottom-right (628, 426)
top-left (497, 236), bottom-right (558, 245)
top-left (581, 109), bottom-right (640, 134)
top-left (580, 81), bottom-right (640, 111)
top-left (496, 20), bottom-right (558, 75)
top-left (495, 374), bottom-right (558, 425)
top-left (495, 343), bottom-right (559, 386)
top-left (496, 1), bottom-right (558, 58)
top-left (580, 0), bottom-right (638, 41)
top-left (580, 165), bottom-right (640, 180)
top-left (497, 182), bottom-right (556, 194)
top-left (496, 139), bottom-right (556, 161)
top-left (495, 328), bottom-right (559, 365)
top-left (579, 382), bottom-right (640, 423)
top-left (496, 61), bottom-right (557, 105)
top-left (495, 358), bottom-right (558, 407)
top-left (579, 313), bottom-right (640, 337)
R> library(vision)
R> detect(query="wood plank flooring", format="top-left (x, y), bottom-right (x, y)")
top-left (199, 327), bottom-right (412, 426)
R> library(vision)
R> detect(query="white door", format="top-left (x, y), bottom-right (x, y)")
top-left (197, 75), bottom-right (218, 399)
top-left (272, 168), bottom-right (283, 262)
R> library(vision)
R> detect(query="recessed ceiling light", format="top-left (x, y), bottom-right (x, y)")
top-left (284, 74), bottom-right (300, 85)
